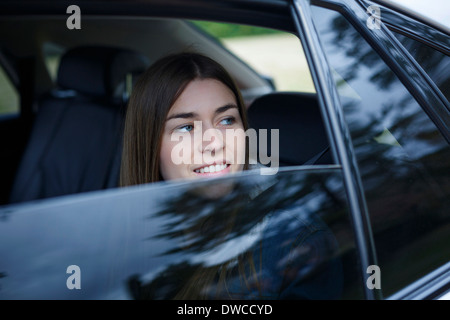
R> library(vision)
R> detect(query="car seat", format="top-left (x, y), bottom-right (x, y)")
top-left (9, 45), bottom-right (149, 203)
top-left (247, 92), bottom-right (333, 167)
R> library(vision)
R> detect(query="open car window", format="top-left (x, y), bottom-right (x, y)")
top-left (2, 15), bottom-right (335, 206)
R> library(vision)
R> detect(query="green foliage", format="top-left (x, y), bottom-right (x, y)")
top-left (190, 20), bottom-right (282, 39)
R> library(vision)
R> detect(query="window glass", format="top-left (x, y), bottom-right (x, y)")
top-left (0, 64), bottom-right (19, 117)
top-left (393, 32), bottom-right (450, 101)
top-left (0, 16), bottom-right (363, 300)
top-left (311, 6), bottom-right (450, 297)
top-left (0, 169), bottom-right (362, 299)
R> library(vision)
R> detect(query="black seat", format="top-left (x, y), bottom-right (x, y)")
top-left (247, 92), bottom-right (333, 167)
top-left (9, 46), bottom-right (149, 203)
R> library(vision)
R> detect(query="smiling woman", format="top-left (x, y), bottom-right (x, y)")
top-left (119, 51), bottom-right (250, 186)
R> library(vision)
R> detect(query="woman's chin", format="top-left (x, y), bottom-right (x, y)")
top-left (190, 181), bottom-right (236, 200)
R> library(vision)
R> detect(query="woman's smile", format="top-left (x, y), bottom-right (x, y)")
top-left (193, 162), bottom-right (231, 175)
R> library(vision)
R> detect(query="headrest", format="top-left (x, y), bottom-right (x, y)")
top-left (248, 92), bottom-right (332, 166)
top-left (57, 46), bottom-right (149, 98)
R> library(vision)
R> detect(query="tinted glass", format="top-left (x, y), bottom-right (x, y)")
top-left (311, 6), bottom-right (450, 297)
top-left (0, 168), bottom-right (362, 299)
top-left (393, 32), bottom-right (450, 101)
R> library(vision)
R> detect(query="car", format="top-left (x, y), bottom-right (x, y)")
top-left (0, 0), bottom-right (449, 301)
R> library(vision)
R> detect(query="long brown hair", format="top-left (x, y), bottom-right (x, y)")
top-left (120, 52), bottom-right (249, 187)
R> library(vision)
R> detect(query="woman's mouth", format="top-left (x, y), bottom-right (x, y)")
top-left (193, 163), bottom-right (231, 175)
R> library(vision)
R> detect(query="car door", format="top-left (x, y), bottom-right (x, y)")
top-left (292, 0), bottom-right (450, 299)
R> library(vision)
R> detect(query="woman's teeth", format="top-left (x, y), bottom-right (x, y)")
top-left (195, 163), bottom-right (228, 174)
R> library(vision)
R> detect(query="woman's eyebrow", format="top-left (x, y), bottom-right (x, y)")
top-left (215, 104), bottom-right (238, 115)
top-left (166, 104), bottom-right (238, 122)
top-left (166, 112), bottom-right (198, 121)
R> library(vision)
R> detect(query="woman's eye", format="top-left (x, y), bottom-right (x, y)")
top-left (220, 117), bottom-right (235, 126)
top-left (176, 124), bottom-right (194, 133)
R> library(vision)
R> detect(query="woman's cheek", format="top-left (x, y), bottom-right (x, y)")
top-left (160, 134), bottom-right (190, 180)
top-left (226, 128), bottom-right (246, 167)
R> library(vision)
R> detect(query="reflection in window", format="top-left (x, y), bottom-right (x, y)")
top-left (393, 32), bottom-right (450, 101)
top-left (311, 6), bottom-right (450, 297)
top-left (125, 170), bottom-right (360, 299)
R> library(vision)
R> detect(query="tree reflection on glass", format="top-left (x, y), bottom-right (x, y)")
top-left (126, 170), bottom-right (351, 299)
top-left (311, 6), bottom-right (450, 296)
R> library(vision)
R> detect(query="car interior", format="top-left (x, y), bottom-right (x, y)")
top-left (8, 45), bottom-right (150, 203)
top-left (0, 15), bottom-right (333, 205)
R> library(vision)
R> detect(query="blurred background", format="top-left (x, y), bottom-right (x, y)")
top-left (192, 20), bottom-right (315, 93)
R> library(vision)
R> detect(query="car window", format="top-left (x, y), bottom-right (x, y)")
top-left (0, 61), bottom-right (19, 117)
top-left (191, 20), bottom-right (315, 94)
top-left (43, 42), bottom-right (65, 84)
top-left (0, 168), bottom-right (363, 299)
top-left (392, 31), bottom-right (450, 102)
top-left (311, 5), bottom-right (450, 297)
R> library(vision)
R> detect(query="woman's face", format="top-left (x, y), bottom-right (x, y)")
top-left (159, 78), bottom-right (246, 181)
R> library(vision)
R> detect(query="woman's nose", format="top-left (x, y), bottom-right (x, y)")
top-left (198, 127), bottom-right (225, 155)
